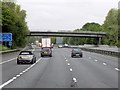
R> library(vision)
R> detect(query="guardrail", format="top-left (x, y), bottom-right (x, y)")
top-left (80, 48), bottom-right (120, 57)
top-left (0, 45), bottom-right (32, 54)
top-left (68, 46), bottom-right (119, 57)
top-left (0, 49), bottom-right (20, 54)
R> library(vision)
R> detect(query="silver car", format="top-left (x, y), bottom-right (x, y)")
top-left (17, 51), bottom-right (36, 64)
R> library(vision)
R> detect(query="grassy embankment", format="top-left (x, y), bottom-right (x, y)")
top-left (0, 44), bottom-right (11, 51)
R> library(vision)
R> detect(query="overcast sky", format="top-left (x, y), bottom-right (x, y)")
top-left (17, 0), bottom-right (119, 31)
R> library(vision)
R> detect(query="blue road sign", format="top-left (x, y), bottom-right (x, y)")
top-left (8, 41), bottom-right (12, 46)
top-left (0, 33), bottom-right (2, 41)
top-left (0, 33), bottom-right (12, 41)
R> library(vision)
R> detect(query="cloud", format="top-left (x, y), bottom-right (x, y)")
top-left (17, 0), bottom-right (119, 31)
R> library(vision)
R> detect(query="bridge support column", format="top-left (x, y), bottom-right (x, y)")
top-left (96, 37), bottom-right (102, 46)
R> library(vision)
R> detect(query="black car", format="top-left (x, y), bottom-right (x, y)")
top-left (17, 51), bottom-right (36, 64)
top-left (41, 48), bottom-right (52, 57)
top-left (71, 48), bottom-right (83, 58)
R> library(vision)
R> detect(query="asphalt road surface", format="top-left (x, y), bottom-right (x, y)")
top-left (1, 45), bottom-right (119, 89)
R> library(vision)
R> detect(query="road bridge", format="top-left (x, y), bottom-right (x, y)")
top-left (27, 31), bottom-right (106, 45)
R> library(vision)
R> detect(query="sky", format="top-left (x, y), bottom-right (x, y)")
top-left (17, 0), bottom-right (119, 31)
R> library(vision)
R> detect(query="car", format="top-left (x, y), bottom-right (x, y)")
top-left (58, 45), bottom-right (63, 48)
top-left (17, 51), bottom-right (36, 64)
top-left (41, 48), bottom-right (52, 57)
top-left (71, 48), bottom-right (83, 58)
top-left (64, 44), bottom-right (69, 47)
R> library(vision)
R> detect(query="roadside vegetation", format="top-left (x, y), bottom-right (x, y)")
top-left (0, 44), bottom-right (11, 51)
top-left (2, 1), bottom-right (29, 49)
top-left (63, 8), bottom-right (120, 47)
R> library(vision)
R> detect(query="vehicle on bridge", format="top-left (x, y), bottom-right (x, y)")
top-left (17, 51), bottom-right (36, 64)
top-left (71, 48), bottom-right (83, 58)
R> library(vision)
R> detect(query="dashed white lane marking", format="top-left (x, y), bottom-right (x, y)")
top-left (12, 77), bottom-right (17, 80)
top-left (22, 70), bottom-right (26, 73)
top-left (66, 60), bottom-right (68, 62)
top-left (67, 63), bottom-right (70, 66)
top-left (19, 73), bottom-right (23, 75)
top-left (115, 68), bottom-right (120, 71)
top-left (16, 75), bottom-right (20, 77)
top-left (0, 58), bottom-right (17, 65)
top-left (0, 58), bottom-right (41, 89)
top-left (72, 78), bottom-right (77, 83)
top-left (70, 68), bottom-right (73, 72)
top-left (95, 59), bottom-right (98, 62)
top-left (103, 63), bottom-right (107, 66)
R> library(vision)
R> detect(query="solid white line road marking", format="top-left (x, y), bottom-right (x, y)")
top-left (0, 79), bottom-right (14, 89)
top-left (24, 68), bottom-right (29, 72)
top-left (70, 68), bottom-right (73, 72)
top-left (0, 57), bottom-right (17, 65)
top-left (67, 63), bottom-right (70, 66)
top-left (12, 77), bottom-right (17, 80)
top-left (103, 63), bottom-right (107, 66)
top-left (0, 58), bottom-right (41, 89)
top-left (95, 59), bottom-right (98, 62)
top-left (115, 68), bottom-right (120, 71)
top-left (72, 78), bottom-right (77, 83)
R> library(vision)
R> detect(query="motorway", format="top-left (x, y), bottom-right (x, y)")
top-left (0, 45), bottom-right (119, 89)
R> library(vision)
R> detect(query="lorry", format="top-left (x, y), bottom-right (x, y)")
top-left (41, 38), bottom-right (53, 57)
top-left (41, 38), bottom-right (52, 48)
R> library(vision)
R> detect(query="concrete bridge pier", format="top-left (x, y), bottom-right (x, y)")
top-left (96, 37), bottom-right (102, 46)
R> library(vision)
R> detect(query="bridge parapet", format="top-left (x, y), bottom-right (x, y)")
top-left (28, 31), bottom-right (106, 38)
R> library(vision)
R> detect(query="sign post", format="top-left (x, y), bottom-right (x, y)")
top-left (8, 41), bottom-right (12, 48)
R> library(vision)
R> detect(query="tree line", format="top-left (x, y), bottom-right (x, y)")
top-left (63, 8), bottom-right (120, 47)
top-left (1, 1), bottom-right (29, 48)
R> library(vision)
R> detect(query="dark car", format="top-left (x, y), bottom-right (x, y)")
top-left (41, 48), bottom-right (52, 57)
top-left (17, 51), bottom-right (36, 64)
top-left (71, 48), bottom-right (83, 58)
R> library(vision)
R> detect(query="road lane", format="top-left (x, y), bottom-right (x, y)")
top-left (3, 47), bottom-right (72, 88)
top-left (2, 51), bottom-right (20, 63)
top-left (1, 47), bottom-right (119, 88)
top-left (83, 51), bottom-right (118, 68)
top-left (2, 46), bottom-right (38, 84)
top-left (63, 48), bottom-right (118, 70)
top-left (59, 48), bottom-right (118, 88)
top-left (35, 48), bottom-right (72, 88)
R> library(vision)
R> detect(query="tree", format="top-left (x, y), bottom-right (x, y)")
top-left (102, 8), bottom-right (119, 46)
top-left (2, 2), bottom-right (29, 48)
top-left (82, 22), bottom-right (103, 32)
top-left (63, 23), bottom-right (103, 45)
